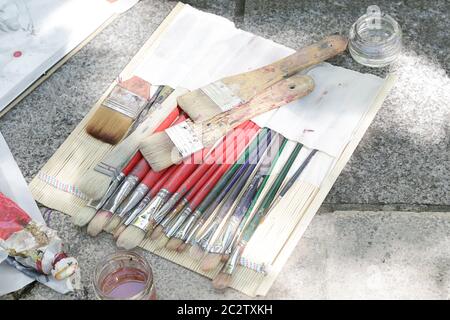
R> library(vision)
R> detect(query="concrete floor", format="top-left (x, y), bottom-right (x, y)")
top-left (0, 0), bottom-right (448, 299)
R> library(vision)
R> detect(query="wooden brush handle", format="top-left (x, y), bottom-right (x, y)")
top-left (121, 152), bottom-right (143, 175)
top-left (200, 74), bottom-right (314, 146)
top-left (265, 35), bottom-right (348, 79)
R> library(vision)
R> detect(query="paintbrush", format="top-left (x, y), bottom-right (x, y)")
top-left (149, 121), bottom-right (250, 228)
top-left (86, 76), bottom-right (151, 144)
top-left (86, 158), bottom-right (150, 236)
top-left (187, 129), bottom-right (271, 260)
top-left (200, 133), bottom-right (285, 271)
top-left (116, 148), bottom-right (210, 250)
top-left (178, 35), bottom-right (347, 122)
top-left (112, 164), bottom-right (178, 239)
top-left (140, 74), bottom-right (314, 172)
top-left (164, 125), bottom-right (262, 252)
top-left (151, 122), bottom-right (256, 248)
top-left (212, 142), bottom-right (303, 290)
top-left (102, 114), bottom-right (189, 233)
top-left (71, 152), bottom-right (143, 227)
top-left (77, 88), bottom-right (185, 200)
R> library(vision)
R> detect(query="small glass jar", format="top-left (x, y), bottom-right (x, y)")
top-left (93, 251), bottom-right (156, 300)
top-left (349, 5), bottom-right (402, 67)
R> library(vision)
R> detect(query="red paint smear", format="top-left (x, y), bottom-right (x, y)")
top-left (13, 51), bottom-right (22, 58)
top-left (0, 192), bottom-right (32, 240)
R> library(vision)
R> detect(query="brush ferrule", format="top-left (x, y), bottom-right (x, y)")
top-left (200, 80), bottom-right (243, 113)
top-left (123, 193), bottom-right (152, 226)
top-left (115, 184), bottom-right (149, 217)
top-left (165, 207), bottom-right (192, 237)
top-left (152, 193), bottom-right (181, 225)
top-left (94, 162), bottom-right (121, 178)
top-left (103, 86), bottom-right (148, 120)
top-left (184, 210), bottom-right (204, 243)
top-left (165, 121), bottom-right (204, 158)
top-left (222, 244), bottom-right (245, 275)
top-left (210, 216), bottom-right (240, 254)
top-left (159, 198), bottom-right (188, 229)
top-left (132, 190), bottom-right (169, 231)
top-left (102, 175), bottom-right (139, 213)
top-left (88, 173), bottom-right (125, 209)
top-left (196, 221), bottom-right (219, 251)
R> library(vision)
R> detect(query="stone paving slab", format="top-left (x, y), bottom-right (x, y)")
top-left (7, 210), bottom-right (449, 300)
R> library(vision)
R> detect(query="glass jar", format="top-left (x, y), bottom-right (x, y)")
top-left (349, 5), bottom-right (402, 67)
top-left (93, 251), bottom-right (156, 300)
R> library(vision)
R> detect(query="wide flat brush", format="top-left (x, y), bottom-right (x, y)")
top-left (71, 152), bottom-right (143, 227)
top-left (163, 124), bottom-right (261, 251)
top-left (77, 104), bottom-right (179, 200)
top-left (86, 158), bottom-right (150, 236)
top-left (112, 164), bottom-right (177, 239)
top-left (140, 74), bottom-right (314, 171)
top-left (213, 142), bottom-right (303, 290)
top-left (86, 76), bottom-right (151, 145)
top-left (77, 88), bottom-right (185, 199)
top-left (178, 35), bottom-right (347, 122)
top-left (116, 149), bottom-right (209, 250)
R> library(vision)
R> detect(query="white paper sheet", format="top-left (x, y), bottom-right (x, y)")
top-left (134, 5), bottom-right (385, 187)
top-left (0, 0), bottom-right (139, 113)
top-left (0, 131), bottom-right (44, 296)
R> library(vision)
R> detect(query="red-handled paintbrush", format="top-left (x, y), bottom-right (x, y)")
top-left (87, 158), bottom-right (150, 236)
top-left (116, 148), bottom-right (210, 250)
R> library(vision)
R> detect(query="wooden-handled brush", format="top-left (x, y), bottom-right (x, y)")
top-left (86, 76), bottom-right (151, 145)
top-left (177, 35), bottom-right (347, 122)
top-left (140, 74), bottom-right (314, 172)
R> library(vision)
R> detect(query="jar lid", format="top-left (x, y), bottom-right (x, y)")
top-left (349, 5), bottom-right (402, 67)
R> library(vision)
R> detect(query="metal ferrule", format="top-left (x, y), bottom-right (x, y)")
top-left (165, 207), bottom-right (192, 237)
top-left (115, 183), bottom-right (149, 218)
top-left (209, 216), bottom-right (240, 254)
top-left (131, 190), bottom-right (169, 231)
top-left (196, 220), bottom-right (220, 251)
top-left (87, 173), bottom-right (125, 209)
top-left (183, 209), bottom-right (204, 243)
top-left (222, 244), bottom-right (245, 275)
top-left (103, 86), bottom-right (147, 120)
top-left (123, 193), bottom-right (152, 226)
top-left (158, 198), bottom-right (188, 229)
top-left (101, 175), bottom-right (139, 213)
top-left (94, 162), bottom-right (121, 178)
top-left (152, 193), bottom-right (181, 225)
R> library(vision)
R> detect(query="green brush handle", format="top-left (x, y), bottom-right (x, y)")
top-left (196, 128), bottom-right (269, 213)
top-left (233, 137), bottom-right (288, 239)
top-left (241, 142), bottom-right (303, 242)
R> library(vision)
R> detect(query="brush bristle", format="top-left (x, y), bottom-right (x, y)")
top-left (189, 244), bottom-right (206, 260)
top-left (154, 234), bottom-right (170, 250)
top-left (165, 238), bottom-right (184, 251)
top-left (87, 211), bottom-right (112, 236)
top-left (86, 106), bottom-right (133, 145)
top-left (113, 224), bottom-right (126, 239)
top-left (71, 206), bottom-right (97, 227)
top-left (176, 243), bottom-right (188, 253)
top-left (200, 253), bottom-right (223, 272)
top-left (212, 272), bottom-right (232, 290)
top-left (116, 225), bottom-right (146, 249)
top-left (140, 132), bottom-right (182, 172)
top-left (103, 215), bottom-right (122, 233)
top-left (149, 225), bottom-right (164, 240)
top-left (177, 89), bottom-right (223, 122)
top-left (75, 169), bottom-right (112, 200)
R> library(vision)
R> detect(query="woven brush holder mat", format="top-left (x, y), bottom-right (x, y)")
top-left (29, 2), bottom-right (396, 297)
